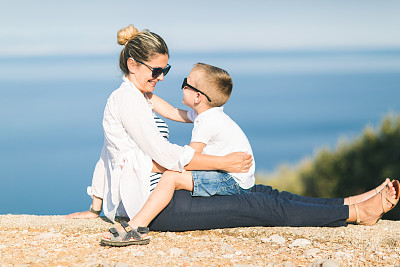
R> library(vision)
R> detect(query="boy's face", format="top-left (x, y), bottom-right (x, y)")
top-left (182, 69), bottom-right (202, 108)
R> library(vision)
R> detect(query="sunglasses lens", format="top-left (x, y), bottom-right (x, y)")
top-left (152, 65), bottom-right (171, 78)
top-left (163, 65), bottom-right (171, 76)
top-left (181, 78), bottom-right (187, 89)
top-left (152, 68), bottom-right (163, 78)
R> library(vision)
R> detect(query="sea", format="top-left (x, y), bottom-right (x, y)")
top-left (1, 49), bottom-right (400, 215)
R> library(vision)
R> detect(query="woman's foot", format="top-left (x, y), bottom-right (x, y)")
top-left (65, 210), bottom-right (99, 219)
top-left (348, 180), bottom-right (399, 225)
top-left (344, 178), bottom-right (394, 205)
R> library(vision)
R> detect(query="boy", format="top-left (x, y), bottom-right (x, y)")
top-left (101, 63), bottom-right (255, 245)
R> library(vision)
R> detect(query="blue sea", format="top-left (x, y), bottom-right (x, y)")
top-left (1, 50), bottom-right (400, 215)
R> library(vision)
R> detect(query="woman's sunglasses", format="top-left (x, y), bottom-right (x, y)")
top-left (181, 78), bottom-right (212, 102)
top-left (133, 58), bottom-right (171, 79)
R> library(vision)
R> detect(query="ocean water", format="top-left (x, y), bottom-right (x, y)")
top-left (1, 50), bottom-right (400, 215)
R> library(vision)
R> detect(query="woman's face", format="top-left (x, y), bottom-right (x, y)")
top-left (127, 53), bottom-right (169, 94)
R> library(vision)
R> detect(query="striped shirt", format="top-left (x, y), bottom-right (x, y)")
top-left (149, 114), bottom-right (169, 192)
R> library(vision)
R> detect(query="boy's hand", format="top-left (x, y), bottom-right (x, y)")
top-left (223, 152), bottom-right (253, 173)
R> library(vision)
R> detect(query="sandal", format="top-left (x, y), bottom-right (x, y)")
top-left (354, 180), bottom-right (399, 225)
top-left (348, 178), bottom-right (390, 205)
top-left (89, 204), bottom-right (102, 216)
top-left (100, 221), bottom-right (150, 246)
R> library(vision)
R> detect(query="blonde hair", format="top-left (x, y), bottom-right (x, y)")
top-left (192, 63), bottom-right (233, 107)
top-left (117, 25), bottom-right (169, 75)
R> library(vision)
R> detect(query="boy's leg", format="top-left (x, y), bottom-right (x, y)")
top-left (127, 170), bottom-right (194, 228)
top-left (192, 171), bottom-right (248, 197)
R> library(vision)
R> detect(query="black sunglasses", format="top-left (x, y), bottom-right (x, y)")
top-left (133, 58), bottom-right (171, 79)
top-left (181, 78), bottom-right (212, 102)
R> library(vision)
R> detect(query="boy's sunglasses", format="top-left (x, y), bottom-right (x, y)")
top-left (181, 78), bottom-right (212, 102)
top-left (133, 58), bottom-right (171, 79)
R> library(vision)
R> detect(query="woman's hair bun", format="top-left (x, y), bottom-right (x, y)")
top-left (117, 25), bottom-right (139, 45)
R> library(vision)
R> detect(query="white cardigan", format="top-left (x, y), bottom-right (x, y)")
top-left (90, 77), bottom-right (195, 221)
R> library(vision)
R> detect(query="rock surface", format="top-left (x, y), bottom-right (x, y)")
top-left (0, 215), bottom-right (400, 266)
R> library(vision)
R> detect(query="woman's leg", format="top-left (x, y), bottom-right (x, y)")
top-left (250, 179), bottom-right (394, 206)
top-left (250, 184), bottom-right (344, 205)
top-left (149, 190), bottom-right (349, 231)
top-left (149, 181), bottom-right (399, 231)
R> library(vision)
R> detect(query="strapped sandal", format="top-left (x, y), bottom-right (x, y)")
top-left (354, 180), bottom-right (400, 226)
top-left (89, 204), bottom-right (102, 216)
top-left (100, 221), bottom-right (150, 247)
top-left (348, 178), bottom-right (389, 205)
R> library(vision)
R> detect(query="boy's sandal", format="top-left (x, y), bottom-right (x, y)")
top-left (100, 221), bottom-right (150, 247)
top-left (354, 180), bottom-right (399, 226)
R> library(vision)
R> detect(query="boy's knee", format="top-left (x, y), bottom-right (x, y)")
top-left (162, 171), bottom-right (178, 183)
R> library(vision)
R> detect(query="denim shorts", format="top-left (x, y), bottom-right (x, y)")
top-left (191, 170), bottom-right (250, 197)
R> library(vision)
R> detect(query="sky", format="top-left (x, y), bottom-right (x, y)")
top-left (1, 0), bottom-right (400, 57)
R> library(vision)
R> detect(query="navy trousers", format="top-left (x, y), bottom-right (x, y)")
top-left (149, 184), bottom-right (349, 231)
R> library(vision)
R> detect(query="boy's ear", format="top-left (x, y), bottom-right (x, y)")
top-left (194, 92), bottom-right (203, 104)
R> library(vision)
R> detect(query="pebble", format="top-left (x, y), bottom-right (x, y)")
top-left (169, 247), bottom-right (184, 257)
top-left (131, 249), bottom-right (145, 257)
top-left (308, 259), bottom-right (340, 267)
top-left (34, 232), bottom-right (62, 240)
top-left (220, 243), bottom-right (236, 253)
top-left (270, 234), bottom-right (286, 245)
top-left (334, 251), bottom-right (351, 259)
top-left (165, 231), bottom-right (177, 238)
top-left (289, 238), bottom-right (311, 247)
top-left (305, 248), bottom-right (321, 258)
top-left (191, 250), bottom-right (212, 258)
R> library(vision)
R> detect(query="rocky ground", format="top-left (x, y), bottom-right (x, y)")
top-left (0, 215), bottom-right (399, 266)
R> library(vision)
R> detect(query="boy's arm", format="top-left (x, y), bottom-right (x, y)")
top-left (147, 93), bottom-right (192, 123)
top-left (189, 142), bottom-right (206, 153)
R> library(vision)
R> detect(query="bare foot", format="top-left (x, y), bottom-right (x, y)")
top-left (345, 178), bottom-right (393, 205)
top-left (65, 210), bottom-right (99, 219)
top-left (349, 181), bottom-right (399, 225)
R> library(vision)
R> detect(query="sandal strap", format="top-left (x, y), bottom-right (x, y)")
top-left (137, 226), bottom-right (149, 234)
top-left (354, 204), bottom-right (360, 224)
top-left (109, 227), bottom-right (120, 239)
top-left (382, 190), bottom-right (399, 212)
top-left (89, 204), bottom-right (101, 215)
top-left (120, 221), bottom-right (145, 241)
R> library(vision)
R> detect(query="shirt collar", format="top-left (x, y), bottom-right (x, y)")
top-left (196, 106), bottom-right (224, 119)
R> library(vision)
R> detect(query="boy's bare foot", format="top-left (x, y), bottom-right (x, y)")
top-left (65, 210), bottom-right (99, 219)
top-left (348, 180), bottom-right (399, 225)
top-left (344, 178), bottom-right (394, 205)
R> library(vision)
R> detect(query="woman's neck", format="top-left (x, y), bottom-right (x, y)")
top-left (126, 74), bottom-right (145, 95)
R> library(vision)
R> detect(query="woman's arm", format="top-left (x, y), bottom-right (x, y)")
top-left (147, 93), bottom-right (191, 123)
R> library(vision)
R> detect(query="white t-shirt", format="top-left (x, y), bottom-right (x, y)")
top-left (187, 107), bottom-right (255, 189)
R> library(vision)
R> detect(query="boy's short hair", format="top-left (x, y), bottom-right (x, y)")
top-left (192, 63), bottom-right (232, 107)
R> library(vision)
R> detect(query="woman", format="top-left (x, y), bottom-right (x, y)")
top-left (67, 25), bottom-right (399, 245)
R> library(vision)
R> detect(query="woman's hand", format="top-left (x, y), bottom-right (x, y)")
top-left (222, 152), bottom-right (253, 173)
